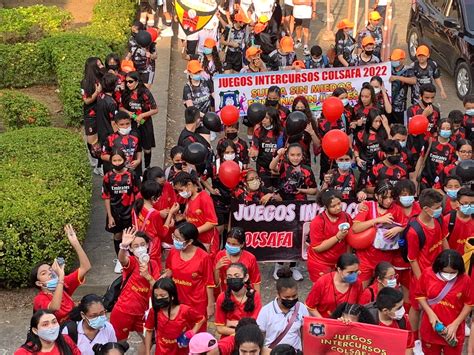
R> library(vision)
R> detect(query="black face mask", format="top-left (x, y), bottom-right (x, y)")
top-left (107, 64), bottom-right (119, 71)
top-left (365, 50), bottom-right (374, 56)
top-left (387, 155), bottom-right (401, 165)
top-left (226, 132), bottom-right (238, 140)
top-left (174, 163), bottom-right (183, 170)
top-left (113, 162), bottom-right (126, 171)
top-left (421, 100), bottom-right (432, 107)
top-left (227, 277), bottom-right (245, 292)
top-left (266, 99), bottom-right (279, 107)
top-left (152, 297), bottom-right (170, 309)
top-left (281, 298), bottom-right (298, 309)
top-left (95, 66), bottom-right (106, 78)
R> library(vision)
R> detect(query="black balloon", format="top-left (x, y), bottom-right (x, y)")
top-left (183, 142), bottom-right (208, 165)
top-left (136, 30), bottom-right (152, 47)
top-left (203, 112), bottom-right (222, 132)
top-left (455, 159), bottom-right (474, 183)
top-left (286, 111), bottom-right (307, 136)
top-left (247, 102), bottom-right (266, 126)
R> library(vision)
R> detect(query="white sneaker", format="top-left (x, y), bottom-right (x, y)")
top-left (273, 263), bottom-right (283, 280)
top-left (160, 26), bottom-right (174, 37)
top-left (413, 340), bottom-right (423, 355)
top-left (303, 46), bottom-right (310, 56)
top-left (294, 40), bottom-right (302, 49)
top-left (466, 323), bottom-right (471, 336)
top-left (291, 266), bottom-right (304, 281)
top-left (114, 259), bottom-right (123, 274)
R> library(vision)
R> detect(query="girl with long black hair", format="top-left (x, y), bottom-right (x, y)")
top-left (15, 310), bottom-right (80, 355)
top-left (144, 277), bottom-right (205, 355)
top-left (120, 71), bottom-right (159, 170)
top-left (215, 263), bottom-right (262, 337)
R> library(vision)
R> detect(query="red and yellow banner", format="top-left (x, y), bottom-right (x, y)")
top-left (175, 0), bottom-right (217, 35)
top-left (303, 317), bottom-right (408, 354)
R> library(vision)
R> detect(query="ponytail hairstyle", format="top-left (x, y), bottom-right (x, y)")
top-left (221, 263), bottom-right (255, 314)
top-left (143, 166), bottom-right (165, 183)
top-left (368, 261), bottom-right (394, 286)
top-left (92, 342), bottom-right (129, 354)
top-left (69, 294), bottom-right (104, 322)
top-left (152, 277), bottom-right (180, 329)
top-left (176, 222), bottom-right (207, 251)
top-left (330, 302), bottom-right (376, 324)
top-left (134, 180), bottom-right (162, 215)
top-left (226, 227), bottom-right (246, 245)
top-left (276, 267), bottom-right (297, 293)
top-left (20, 310), bottom-right (73, 355)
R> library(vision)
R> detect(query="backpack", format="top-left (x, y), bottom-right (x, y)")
top-left (60, 320), bottom-right (78, 344)
top-left (102, 272), bottom-right (133, 312)
top-left (365, 302), bottom-right (407, 329)
top-left (446, 210), bottom-right (457, 239)
top-left (399, 216), bottom-right (443, 263)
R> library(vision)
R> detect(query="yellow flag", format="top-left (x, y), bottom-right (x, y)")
top-left (175, 0), bottom-right (217, 36)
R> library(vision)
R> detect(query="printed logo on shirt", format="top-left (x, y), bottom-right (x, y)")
top-left (172, 277), bottom-right (192, 287)
top-left (195, 209), bottom-right (203, 215)
top-left (191, 272), bottom-right (199, 279)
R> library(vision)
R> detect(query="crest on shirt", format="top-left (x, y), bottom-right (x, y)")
top-left (309, 323), bottom-right (326, 337)
top-left (195, 209), bottom-right (202, 215)
top-left (191, 272), bottom-right (198, 279)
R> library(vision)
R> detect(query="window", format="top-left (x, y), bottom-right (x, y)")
top-left (445, 0), bottom-right (461, 22)
top-left (427, 0), bottom-right (448, 13)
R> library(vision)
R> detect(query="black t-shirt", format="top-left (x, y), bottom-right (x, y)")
top-left (182, 80), bottom-right (213, 114)
top-left (128, 37), bottom-right (157, 72)
top-left (409, 59), bottom-right (441, 104)
top-left (96, 94), bottom-right (118, 144)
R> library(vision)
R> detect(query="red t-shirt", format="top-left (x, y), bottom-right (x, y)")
top-left (407, 217), bottom-right (444, 272)
top-left (114, 257), bottom-right (161, 316)
top-left (213, 250), bottom-right (261, 293)
top-left (218, 335), bottom-right (235, 355)
top-left (153, 181), bottom-right (178, 211)
top-left (14, 335), bottom-right (81, 355)
top-left (415, 269), bottom-right (474, 345)
top-left (378, 314), bottom-right (414, 349)
top-left (166, 247), bottom-right (215, 316)
top-left (185, 191), bottom-right (218, 245)
top-left (359, 283), bottom-right (379, 305)
top-left (305, 272), bottom-right (363, 318)
top-left (214, 291), bottom-right (262, 326)
top-left (392, 202), bottom-right (422, 269)
top-left (443, 213), bottom-right (474, 255)
top-left (33, 269), bottom-right (84, 324)
top-left (308, 212), bottom-right (352, 266)
top-left (144, 305), bottom-right (205, 355)
top-left (133, 205), bottom-right (170, 260)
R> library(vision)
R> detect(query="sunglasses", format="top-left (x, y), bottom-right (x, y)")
top-left (126, 80), bottom-right (136, 84)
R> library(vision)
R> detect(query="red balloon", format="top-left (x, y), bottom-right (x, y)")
top-left (220, 105), bottom-right (240, 125)
top-left (322, 130), bottom-right (350, 159)
top-left (347, 227), bottom-right (376, 250)
top-left (408, 114), bottom-right (429, 135)
top-left (322, 97), bottom-right (345, 123)
top-left (147, 27), bottom-right (159, 42)
top-left (219, 160), bottom-right (241, 189)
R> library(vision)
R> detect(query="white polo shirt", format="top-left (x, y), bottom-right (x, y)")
top-left (62, 320), bottom-right (117, 355)
top-left (257, 298), bottom-right (309, 350)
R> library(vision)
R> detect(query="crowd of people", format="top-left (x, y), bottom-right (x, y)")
top-left (14, 1), bottom-right (474, 355)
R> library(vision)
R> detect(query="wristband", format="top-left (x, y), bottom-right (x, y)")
top-left (119, 243), bottom-right (129, 250)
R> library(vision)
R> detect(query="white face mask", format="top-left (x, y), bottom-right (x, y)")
top-left (119, 127), bottom-right (132, 135)
top-left (132, 246), bottom-right (147, 258)
top-left (373, 87), bottom-right (381, 95)
top-left (385, 278), bottom-right (397, 288)
top-left (179, 190), bottom-right (191, 199)
top-left (439, 272), bottom-right (458, 281)
top-left (223, 153), bottom-right (236, 161)
top-left (393, 306), bottom-right (405, 320)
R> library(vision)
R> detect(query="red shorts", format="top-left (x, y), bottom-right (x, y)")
top-left (409, 275), bottom-right (420, 311)
top-left (110, 307), bottom-right (145, 340)
top-left (422, 341), bottom-right (464, 355)
top-left (357, 248), bottom-right (395, 282)
top-left (307, 258), bottom-right (335, 283)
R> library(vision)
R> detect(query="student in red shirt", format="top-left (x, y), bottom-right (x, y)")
top-left (215, 263), bottom-right (262, 337)
top-left (217, 318), bottom-right (258, 355)
top-left (173, 172), bottom-right (219, 256)
top-left (351, 180), bottom-right (404, 286)
top-left (441, 176), bottom-right (462, 215)
top-left (144, 277), bottom-right (205, 355)
top-left (143, 167), bottom-right (178, 215)
top-left (308, 189), bottom-right (352, 282)
top-left (406, 189), bottom-right (446, 338)
top-left (214, 227), bottom-right (261, 294)
top-left (416, 249), bottom-right (473, 355)
top-left (370, 288), bottom-right (415, 354)
top-left (360, 261), bottom-right (398, 304)
top-left (163, 222), bottom-right (216, 329)
top-left (330, 302), bottom-right (376, 324)
top-left (109, 229), bottom-right (160, 343)
top-left (132, 180), bottom-right (179, 262)
top-left (31, 224), bottom-right (91, 324)
top-left (15, 310), bottom-right (80, 355)
top-left (444, 188), bottom-right (474, 255)
top-left (306, 253), bottom-right (364, 318)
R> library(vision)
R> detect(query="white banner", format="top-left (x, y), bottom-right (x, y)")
top-left (213, 62), bottom-right (392, 117)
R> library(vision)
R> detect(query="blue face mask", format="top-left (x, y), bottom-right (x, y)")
top-left (203, 48), bottom-right (213, 55)
top-left (337, 161), bottom-right (352, 171)
top-left (341, 98), bottom-right (349, 106)
top-left (431, 207), bottom-right (443, 219)
top-left (460, 204), bottom-right (471, 215)
top-left (86, 315), bottom-right (107, 330)
top-left (391, 61), bottom-right (400, 68)
top-left (173, 240), bottom-right (186, 250)
top-left (439, 129), bottom-right (452, 138)
top-left (399, 140), bottom-right (407, 148)
top-left (225, 243), bottom-right (241, 255)
top-left (45, 276), bottom-right (58, 291)
top-left (342, 272), bottom-right (358, 284)
top-left (399, 195), bottom-right (415, 207)
top-left (466, 109), bottom-right (474, 116)
top-left (445, 189), bottom-right (459, 199)
top-left (37, 326), bottom-right (60, 342)
top-left (191, 74), bottom-right (202, 81)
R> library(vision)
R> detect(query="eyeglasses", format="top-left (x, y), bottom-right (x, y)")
top-left (384, 274), bottom-right (399, 280)
top-left (459, 150), bottom-right (472, 154)
top-left (126, 80), bottom-right (136, 84)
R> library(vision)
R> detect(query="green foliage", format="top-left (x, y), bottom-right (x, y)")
top-left (0, 5), bottom-right (72, 43)
top-left (0, 127), bottom-right (92, 288)
top-left (0, 90), bottom-right (51, 130)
